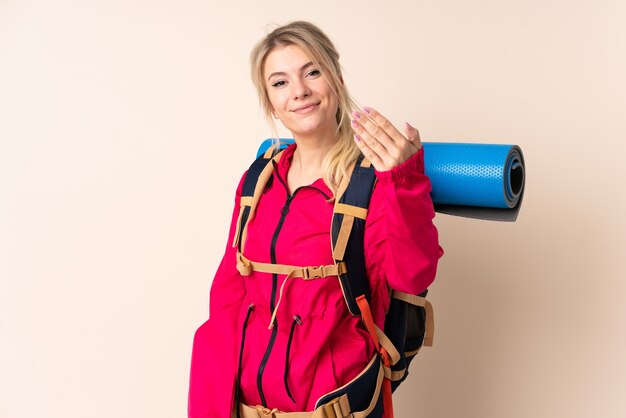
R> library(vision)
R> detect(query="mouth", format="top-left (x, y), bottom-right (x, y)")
top-left (291, 102), bottom-right (320, 113)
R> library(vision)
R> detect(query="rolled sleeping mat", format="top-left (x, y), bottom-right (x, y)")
top-left (256, 138), bottom-right (525, 222)
top-left (423, 142), bottom-right (525, 221)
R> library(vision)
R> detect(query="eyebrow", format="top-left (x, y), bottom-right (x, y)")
top-left (267, 61), bottom-right (315, 81)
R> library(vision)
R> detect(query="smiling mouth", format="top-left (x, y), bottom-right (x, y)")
top-left (292, 102), bottom-right (320, 113)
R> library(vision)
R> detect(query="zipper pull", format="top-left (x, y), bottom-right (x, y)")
top-left (281, 195), bottom-right (293, 216)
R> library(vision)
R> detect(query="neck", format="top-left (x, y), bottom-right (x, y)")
top-left (291, 132), bottom-right (336, 176)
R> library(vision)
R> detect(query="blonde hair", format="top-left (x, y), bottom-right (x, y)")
top-left (250, 21), bottom-right (362, 194)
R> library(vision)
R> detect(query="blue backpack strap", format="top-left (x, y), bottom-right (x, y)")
top-left (331, 155), bottom-right (377, 315)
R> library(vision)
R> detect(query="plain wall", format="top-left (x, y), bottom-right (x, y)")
top-left (2, 0), bottom-right (625, 417)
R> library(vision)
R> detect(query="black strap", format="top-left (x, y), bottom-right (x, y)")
top-left (331, 155), bottom-right (377, 315)
top-left (236, 148), bottom-right (280, 252)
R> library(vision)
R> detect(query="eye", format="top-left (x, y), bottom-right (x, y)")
top-left (271, 80), bottom-right (286, 88)
top-left (306, 69), bottom-right (321, 78)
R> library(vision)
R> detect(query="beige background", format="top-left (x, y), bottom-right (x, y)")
top-left (2, 0), bottom-right (625, 417)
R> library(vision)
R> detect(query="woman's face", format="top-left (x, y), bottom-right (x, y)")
top-left (263, 44), bottom-right (339, 140)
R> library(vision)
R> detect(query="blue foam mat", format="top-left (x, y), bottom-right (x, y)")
top-left (256, 138), bottom-right (525, 221)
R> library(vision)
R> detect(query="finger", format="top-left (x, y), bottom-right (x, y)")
top-left (351, 117), bottom-right (392, 162)
top-left (353, 133), bottom-right (386, 170)
top-left (362, 106), bottom-right (406, 144)
top-left (352, 110), bottom-right (395, 152)
top-left (404, 122), bottom-right (423, 150)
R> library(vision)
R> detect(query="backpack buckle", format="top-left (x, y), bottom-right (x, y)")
top-left (322, 398), bottom-right (341, 418)
top-left (304, 265), bottom-right (325, 279)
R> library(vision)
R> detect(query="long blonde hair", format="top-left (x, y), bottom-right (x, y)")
top-left (250, 21), bottom-right (362, 194)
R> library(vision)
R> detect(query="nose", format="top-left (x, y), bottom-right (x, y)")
top-left (291, 78), bottom-right (310, 100)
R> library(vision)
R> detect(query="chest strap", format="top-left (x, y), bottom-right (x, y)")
top-left (236, 253), bottom-right (345, 278)
top-left (236, 252), bottom-right (346, 329)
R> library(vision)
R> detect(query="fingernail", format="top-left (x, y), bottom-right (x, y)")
top-left (354, 134), bottom-right (361, 142)
top-left (405, 121), bottom-right (415, 130)
top-left (351, 119), bottom-right (358, 128)
top-left (363, 106), bottom-right (371, 114)
top-left (354, 111), bottom-right (361, 119)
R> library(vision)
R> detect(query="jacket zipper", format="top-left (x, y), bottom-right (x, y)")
top-left (256, 165), bottom-right (332, 406)
top-left (235, 304), bottom-right (255, 418)
top-left (284, 314), bottom-right (302, 403)
top-left (256, 193), bottom-right (294, 407)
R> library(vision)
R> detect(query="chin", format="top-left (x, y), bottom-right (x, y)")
top-left (285, 119), bottom-right (336, 138)
top-left (292, 127), bottom-right (327, 138)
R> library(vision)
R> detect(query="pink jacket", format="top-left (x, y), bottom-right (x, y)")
top-left (189, 144), bottom-right (443, 417)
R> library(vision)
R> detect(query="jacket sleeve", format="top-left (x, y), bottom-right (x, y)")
top-left (208, 173), bottom-right (248, 318)
top-left (188, 173), bottom-right (247, 418)
top-left (364, 148), bottom-right (444, 302)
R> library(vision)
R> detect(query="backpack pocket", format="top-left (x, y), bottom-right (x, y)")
top-left (385, 289), bottom-right (431, 391)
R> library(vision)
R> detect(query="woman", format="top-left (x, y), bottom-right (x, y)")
top-left (188, 21), bottom-right (443, 418)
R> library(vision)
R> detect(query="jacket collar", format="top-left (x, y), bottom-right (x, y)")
top-left (275, 143), bottom-right (333, 197)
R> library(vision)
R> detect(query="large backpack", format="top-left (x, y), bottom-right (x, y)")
top-left (233, 142), bottom-right (434, 418)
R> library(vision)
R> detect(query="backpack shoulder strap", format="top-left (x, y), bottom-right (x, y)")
top-left (232, 143), bottom-right (286, 252)
top-left (332, 155), bottom-right (377, 316)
